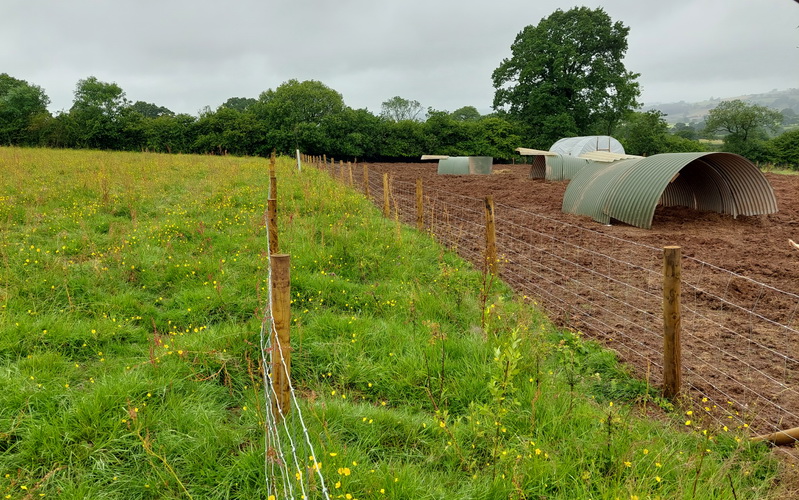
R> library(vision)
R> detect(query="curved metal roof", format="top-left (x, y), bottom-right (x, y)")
top-left (549, 136), bottom-right (625, 157)
top-left (562, 152), bottom-right (778, 229)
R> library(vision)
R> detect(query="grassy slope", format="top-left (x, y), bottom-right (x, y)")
top-left (0, 147), bottom-right (780, 499)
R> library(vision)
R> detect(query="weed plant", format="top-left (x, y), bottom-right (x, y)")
top-left (0, 147), bottom-right (781, 499)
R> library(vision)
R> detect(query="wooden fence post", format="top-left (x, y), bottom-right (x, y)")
top-left (347, 162), bottom-right (354, 186)
top-left (416, 178), bottom-right (424, 231)
top-left (270, 253), bottom-right (291, 421)
top-left (383, 173), bottom-right (390, 217)
top-left (485, 196), bottom-right (498, 274)
top-left (268, 198), bottom-right (278, 254)
top-left (363, 164), bottom-right (370, 198)
top-left (663, 246), bottom-right (682, 399)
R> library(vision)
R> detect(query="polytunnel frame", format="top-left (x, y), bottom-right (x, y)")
top-left (562, 152), bottom-right (778, 229)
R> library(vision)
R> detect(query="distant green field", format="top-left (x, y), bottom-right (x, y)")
top-left (0, 147), bottom-right (781, 499)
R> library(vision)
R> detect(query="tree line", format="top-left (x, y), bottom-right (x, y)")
top-left (1, 7), bottom-right (797, 167)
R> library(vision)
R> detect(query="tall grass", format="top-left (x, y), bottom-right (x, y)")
top-left (0, 147), bottom-right (782, 499)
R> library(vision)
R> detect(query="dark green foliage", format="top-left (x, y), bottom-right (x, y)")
top-left (766, 129), bottom-right (799, 168)
top-left (0, 73), bottom-right (51, 145)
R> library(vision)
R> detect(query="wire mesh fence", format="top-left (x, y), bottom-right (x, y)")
top-left (333, 164), bottom-right (799, 448)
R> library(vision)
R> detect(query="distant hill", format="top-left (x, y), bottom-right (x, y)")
top-left (642, 88), bottom-right (799, 124)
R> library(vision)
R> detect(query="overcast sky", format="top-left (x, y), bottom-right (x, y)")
top-left (2, 0), bottom-right (798, 116)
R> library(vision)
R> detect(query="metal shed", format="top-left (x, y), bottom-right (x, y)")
top-left (549, 136), bottom-right (625, 157)
top-left (562, 152), bottom-right (778, 229)
top-left (437, 156), bottom-right (493, 175)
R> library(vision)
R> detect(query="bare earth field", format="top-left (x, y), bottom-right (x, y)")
top-left (358, 162), bottom-right (799, 441)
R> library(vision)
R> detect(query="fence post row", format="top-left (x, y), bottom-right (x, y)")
top-left (662, 246), bottom-right (682, 399)
top-left (484, 196), bottom-right (498, 275)
top-left (270, 253), bottom-right (292, 421)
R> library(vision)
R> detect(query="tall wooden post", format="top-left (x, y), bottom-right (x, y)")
top-left (383, 173), bottom-right (390, 217)
top-left (485, 196), bottom-right (498, 275)
top-left (663, 246), bottom-right (682, 399)
top-left (416, 178), bottom-right (424, 231)
top-left (270, 254), bottom-right (291, 420)
top-left (363, 164), bottom-right (370, 198)
top-left (268, 199), bottom-right (278, 254)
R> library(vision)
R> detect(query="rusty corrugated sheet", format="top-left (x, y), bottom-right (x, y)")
top-left (563, 152), bottom-right (777, 229)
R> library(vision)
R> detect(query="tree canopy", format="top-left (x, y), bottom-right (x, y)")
top-left (492, 6), bottom-right (640, 147)
top-left (0, 73), bottom-right (50, 145)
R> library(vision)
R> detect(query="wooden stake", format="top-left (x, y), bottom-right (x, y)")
top-left (268, 198), bottom-right (278, 254)
top-left (485, 196), bottom-right (497, 275)
top-left (270, 253), bottom-right (291, 421)
top-left (383, 173), bottom-right (390, 218)
top-left (663, 246), bottom-right (682, 399)
top-left (347, 161), bottom-right (354, 186)
top-left (416, 178), bottom-right (424, 231)
top-left (270, 176), bottom-right (277, 201)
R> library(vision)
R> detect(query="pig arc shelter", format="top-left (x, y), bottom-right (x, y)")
top-left (561, 152), bottom-right (778, 229)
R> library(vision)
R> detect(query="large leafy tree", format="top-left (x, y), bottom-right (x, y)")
top-left (704, 100), bottom-right (783, 157)
top-left (0, 73), bottom-right (50, 145)
top-left (380, 96), bottom-right (425, 122)
top-left (252, 79), bottom-right (345, 153)
top-left (68, 76), bottom-right (138, 149)
top-left (492, 7), bottom-right (640, 147)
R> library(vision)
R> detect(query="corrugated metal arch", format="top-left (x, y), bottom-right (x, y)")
top-left (562, 158), bottom-right (642, 224)
top-left (562, 152), bottom-right (777, 229)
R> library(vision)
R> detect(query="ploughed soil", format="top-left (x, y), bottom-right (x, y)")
top-left (366, 162), bottom-right (799, 291)
top-left (358, 162), bottom-right (799, 446)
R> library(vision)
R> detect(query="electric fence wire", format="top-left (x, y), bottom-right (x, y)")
top-left (260, 167), bottom-right (331, 500)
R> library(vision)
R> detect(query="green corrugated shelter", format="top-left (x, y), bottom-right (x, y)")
top-left (545, 154), bottom-right (593, 181)
top-left (562, 152), bottom-right (778, 229)
top-left (437, 157), bottom-right (493, 175)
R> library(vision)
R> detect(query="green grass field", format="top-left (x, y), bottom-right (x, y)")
top-left (0, 147), bottom-right (782, 499)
